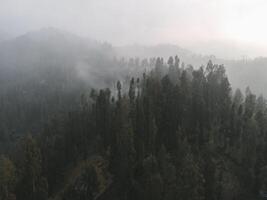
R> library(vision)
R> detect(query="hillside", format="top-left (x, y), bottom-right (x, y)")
top-left (115, 44), bottom-right (267, 96)
top-left (1, 29), bottom-right (267, 150)
top-left (0, 28), bottom-right (116, 152)
top-left (2, 57), bottom-right (267, 200)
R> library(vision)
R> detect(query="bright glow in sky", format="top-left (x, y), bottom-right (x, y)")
top-left (1, 0), bottom-right (267, 57)
top-left (221, 0), bottom-right (267, 44)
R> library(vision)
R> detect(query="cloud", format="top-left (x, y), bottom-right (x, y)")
top-left (1, 0), bottom-right (267, 51)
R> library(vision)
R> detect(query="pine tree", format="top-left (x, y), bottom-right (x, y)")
top-left (15, 135), bottom-right (48, 200)
top-left (0, 155), bottom-right (16, 200)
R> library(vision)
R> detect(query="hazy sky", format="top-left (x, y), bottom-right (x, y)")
top-left (1, 0), bottom-right (267, 57)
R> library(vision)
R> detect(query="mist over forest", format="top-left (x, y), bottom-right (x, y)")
top-left (1, 28), bottom-right (266, 94)
top-left (1, 1), bottom-right (267, 200)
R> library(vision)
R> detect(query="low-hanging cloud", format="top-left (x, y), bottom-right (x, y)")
top-left (1, 0), bottom-right (267, 58)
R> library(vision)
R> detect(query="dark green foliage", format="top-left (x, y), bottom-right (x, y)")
top-left (15, 135), bottom-right (48, 200)
top-left (1, 57), bottom-right (267, 200)
top-left (0, 156), bottom-right (16, 200)
top-left (63, 165), bottom-right (99, 200)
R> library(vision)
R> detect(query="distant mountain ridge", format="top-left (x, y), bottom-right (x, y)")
top-left (0, 27), bottom-right (113, 68)
top-left (115, 43), bottom-right (267, 96)
top-left (0, 27), bottom-right (267, 96)
top-left (114, 43), bottom-right (215, 66)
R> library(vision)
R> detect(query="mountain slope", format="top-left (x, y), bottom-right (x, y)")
top-left (0, 28), bottom-right (115, 150)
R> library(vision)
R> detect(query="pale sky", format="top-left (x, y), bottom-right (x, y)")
top-left (1, 0), bottom-right (267, 57)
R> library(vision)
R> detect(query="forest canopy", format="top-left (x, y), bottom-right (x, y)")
top-left (1, 52), bottom-right (267, 200)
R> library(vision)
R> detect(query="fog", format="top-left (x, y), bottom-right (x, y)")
top-left (2, 2), bottom-right (267, 199)
top-left (1, 0), bottom-right (267, 96)
top-left (1, 0), bottom-right (267, 59)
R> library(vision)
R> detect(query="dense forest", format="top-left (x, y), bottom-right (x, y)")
top-left (1, 46), bottom-right (267, 200)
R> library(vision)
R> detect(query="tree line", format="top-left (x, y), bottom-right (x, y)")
top-left (1, 56), bottom-right (267, 200)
